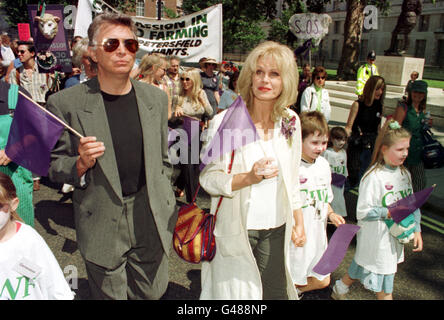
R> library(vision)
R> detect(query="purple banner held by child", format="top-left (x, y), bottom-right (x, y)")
top-left (388, 186), bottom-right (435, 224)
top-left (312, 224), bottom-right (360, 276)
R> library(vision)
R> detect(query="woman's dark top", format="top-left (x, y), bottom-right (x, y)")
top-left (352, 99), bottom-right (382, 135)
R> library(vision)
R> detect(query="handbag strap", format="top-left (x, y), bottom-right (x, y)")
top-left (192, 150), bottom-right (236, 215)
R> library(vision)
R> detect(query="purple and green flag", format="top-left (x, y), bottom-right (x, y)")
top-left (5, 94), bottom-right (64, 176)
top-left (388, 185), bottom-right (435, 224)
top-left (200, 96), bottom-right (260, 171)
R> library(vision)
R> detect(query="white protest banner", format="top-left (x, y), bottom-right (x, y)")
top-left (289, 13), bottom-right (332, 46)
top-left (74, 0), bottom-right (93, 38)
top-left (133, 4), bottom-right (223, 62)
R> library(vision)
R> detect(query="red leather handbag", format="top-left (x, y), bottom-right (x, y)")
top-left (173, 151), bottom-right (235, 264)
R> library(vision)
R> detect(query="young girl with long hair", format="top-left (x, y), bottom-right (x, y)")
top-left (332, 120), bottom-right (423, 300)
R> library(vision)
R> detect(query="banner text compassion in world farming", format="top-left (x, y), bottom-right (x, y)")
top-left (132, 4), bottom-right (222, 63)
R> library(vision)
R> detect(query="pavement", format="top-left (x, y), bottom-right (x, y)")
top-left (26, 104), bottom-right (444, 301)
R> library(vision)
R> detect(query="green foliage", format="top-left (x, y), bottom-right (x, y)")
top-left (106, 0), bottom-right (136, 13)
top-left (181, 0), bottom-right (269, 51)
top-left (0, 0), bottom-right (70, 27)
top-left (224, 18), bottom-right (265, 52)
top-left (164, 7), bottom-right (178, 19)
top-left (267, 1), bottom-right (306, 46)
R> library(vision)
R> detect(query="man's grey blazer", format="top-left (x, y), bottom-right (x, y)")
top-left (46, 77), bottom-right (177, 269)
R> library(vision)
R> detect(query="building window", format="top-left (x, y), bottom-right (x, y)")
top-left (418, 15), bottom-right (429, 32)
top-left (334, 21), bottom-right (341, 34)
top-left (331, 39), bottom-right (339, 60)
top-left (136, 0), bottom-right (145, 16)
top-left (333, 0), bottom-right (340, 11)
top-left (415, 40), bottom-right (426, 58)
top-left (437, 40), bottom-right (444, 67)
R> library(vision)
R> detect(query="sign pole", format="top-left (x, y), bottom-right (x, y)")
top-left (309, 49), bottom-right (312, 67)
top-left (157, 0), bottom-right (162, 20)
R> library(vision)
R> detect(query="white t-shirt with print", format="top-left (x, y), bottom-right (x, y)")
top-left (0, 222), bottom-right (74, 300)
top-left (354, 165), bottom-right (412, 274)
top-left (323, 147), bottom-right (348, 216)
top-left (289, 156), bottom-right (333, 285)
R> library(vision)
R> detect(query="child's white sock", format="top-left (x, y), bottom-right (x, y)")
top-left (334, 279), bottom-right (349, 295)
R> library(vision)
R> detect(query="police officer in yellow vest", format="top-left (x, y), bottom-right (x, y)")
top-left (355, 51), bottom-right (379, 96)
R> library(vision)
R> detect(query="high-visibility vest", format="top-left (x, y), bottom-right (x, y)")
top-left (355, 63), bottom-right (379, 96)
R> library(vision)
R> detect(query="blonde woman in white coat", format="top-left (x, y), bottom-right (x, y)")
top-left (300, 66), bottom-right (331, 123)
top-left (199, 41), bottom-right (305, 300)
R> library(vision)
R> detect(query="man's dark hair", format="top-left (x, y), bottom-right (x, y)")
top-left (17, 41), bottom-right (35, 55)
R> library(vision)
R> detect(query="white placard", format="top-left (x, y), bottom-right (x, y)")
top-left (133, 4), bottom-right (223, 63)
top-left (289, 13), bottom-right (332, 46)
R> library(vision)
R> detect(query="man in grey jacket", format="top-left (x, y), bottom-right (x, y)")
top-left (47, 13), bottom-right (177, 300)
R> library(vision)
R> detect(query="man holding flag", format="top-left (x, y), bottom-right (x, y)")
top-left (46, 12), bottom-right (176, 300)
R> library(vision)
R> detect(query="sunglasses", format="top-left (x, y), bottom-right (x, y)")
top-left (18, 50), bottom-right (28, 54)
top-left (316, 76), bottom-right (326, 80)
top-left (180, 77), bottom-right (191, 81)
top-left (100, 38), bottom-right (139, 54)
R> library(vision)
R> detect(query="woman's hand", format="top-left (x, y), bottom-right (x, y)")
top-left (292, 208), bottom-right (305, 247)
top-left (292, 224), bottom-right (306, 247)
top-left (248, 157), bottom-right (278, 184)
top-left (174, 107), bottom-right (184, 118)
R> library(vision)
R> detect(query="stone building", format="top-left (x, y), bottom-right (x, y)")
top-left (321, 0), bottom-right (444, 68)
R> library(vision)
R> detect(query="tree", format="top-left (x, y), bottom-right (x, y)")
top-left (337, 0), bottom-right (390, 80)
top-left (0, 0), bottom-right (70, 27)
top-left (267, 1), bottom-right (306, 46)
top-left (181, 0), bottom-right (270, 51)
top-left (0, 1), bottom-right (137, 29)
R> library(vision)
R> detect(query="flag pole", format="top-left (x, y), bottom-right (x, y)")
top-left (98, 1), bottom-right (121, 14)
top-left (18, 91), bottom-right (84, 139)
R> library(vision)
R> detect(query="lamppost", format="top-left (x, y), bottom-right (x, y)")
top-left (156, 0), bottom-right (163, 20)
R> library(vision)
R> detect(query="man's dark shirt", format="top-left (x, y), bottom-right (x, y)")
top-left (102, 87), bottom-right (146, 197)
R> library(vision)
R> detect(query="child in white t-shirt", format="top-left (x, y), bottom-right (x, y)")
top-left (289, 111), bottom-right (345, 295)
top-left (0, 172), bottom-right (74, 300)
top-left (323, 126), bottom-right (348, 217)
top-left (332, 120), bottom-right (423, 300)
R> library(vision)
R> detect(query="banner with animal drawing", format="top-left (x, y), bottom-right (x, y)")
top-left (27, 4), bottom-right (72, 73)
top-left (133, 4), bottom-right (223, 63)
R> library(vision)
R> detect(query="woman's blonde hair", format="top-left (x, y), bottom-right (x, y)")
top-left (139, 53), bottom-right (168, 79)
top-left (363, 119), bottom-right (411, 180)
top-left (0, 172), bottom-right (23, 222)
top-left (237, 41), bottom-right (299, 122)
top-left (177, 68), bottom-right (204, 106)
top-left (361, 75), bottom-right (386, 107)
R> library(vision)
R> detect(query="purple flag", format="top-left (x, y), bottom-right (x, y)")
top-left (388, 186), bottom-right (435, 224)
top-left (331, 173), bottom-right (346, 188)
top-left (200, 96), bottom-right (260, 171)
top-left (5, 94), bottom-right (64, 176)
top-left (182, 116), bottom-right (200, 146)
top-left (312, 224), bottom-right (360, 276)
